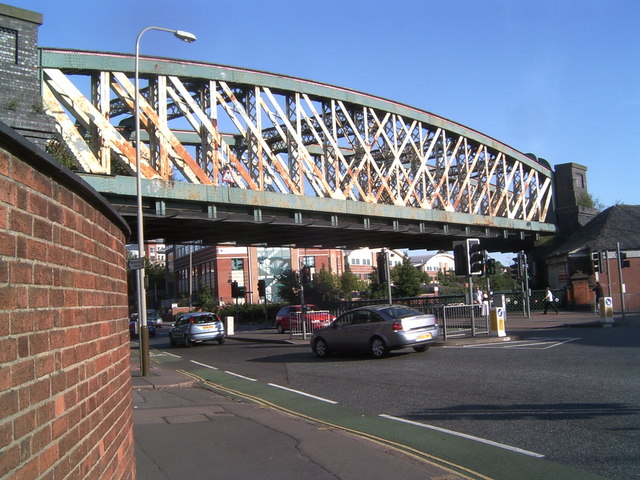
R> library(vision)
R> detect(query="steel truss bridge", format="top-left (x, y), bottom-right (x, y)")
top-left (40, 48), bottom-right (556, 250)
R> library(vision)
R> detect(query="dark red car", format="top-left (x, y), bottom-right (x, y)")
top-left (275, 305), bottom-right (335, 334)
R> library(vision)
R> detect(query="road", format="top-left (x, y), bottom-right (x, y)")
top-left (147, 323), bottom-right (640, 479)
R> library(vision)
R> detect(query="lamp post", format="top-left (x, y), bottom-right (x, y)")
top-left (135, 26), bottom-right (196, 376)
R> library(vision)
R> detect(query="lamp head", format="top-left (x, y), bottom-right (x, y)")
top-left (174, 30), bottom-right (197, 43)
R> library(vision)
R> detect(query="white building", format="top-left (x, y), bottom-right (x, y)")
top-left (409, 250), bottom-right (455, 281)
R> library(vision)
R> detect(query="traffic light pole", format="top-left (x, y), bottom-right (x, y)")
top-left (616, 242), bottom-right (627, 319)
top-left (468, 275), bottom-right (475, 336)
top-left (523, 258), bottom-right (531, 318)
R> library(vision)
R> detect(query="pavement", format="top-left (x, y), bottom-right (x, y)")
top-left (131, 310), bottom-right (638, 479)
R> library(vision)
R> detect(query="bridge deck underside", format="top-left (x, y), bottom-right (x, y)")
top-left (84, 175), bottom-right (542, 252)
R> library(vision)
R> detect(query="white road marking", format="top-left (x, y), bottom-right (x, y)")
top-left (379, 414), bottom-right (545, 458)
top-left (158, 351), bottom-right (181, 358)
top-left (224, 371), bottom-right (257, 382)
top-left (190, 360), bottom-right (217, 369)
top-left (447, 338), bottom-right (580, 350)
top-left (268, 383), bottom-right (337, 404)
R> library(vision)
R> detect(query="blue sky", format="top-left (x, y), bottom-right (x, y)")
top-left (9, 0), bottom-right (640, 210)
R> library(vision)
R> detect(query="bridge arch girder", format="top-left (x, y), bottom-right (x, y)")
top-left (39, 48), bottom-right (555, 239)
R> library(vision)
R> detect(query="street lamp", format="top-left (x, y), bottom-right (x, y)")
top-left (135, 26), bottom-right (196, 376)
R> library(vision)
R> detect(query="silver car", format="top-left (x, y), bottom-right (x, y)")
top-left (169, 312), bottom-right (225, 347)
top-left (311, 305), bottom-right (440, 359)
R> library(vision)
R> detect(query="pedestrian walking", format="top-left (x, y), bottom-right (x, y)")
top-left (592, 282), bottom-right (603, 314)
top-left (475, 287), bottom-right (483, 304)
top-left (543, 287), bottom-right (559, 314)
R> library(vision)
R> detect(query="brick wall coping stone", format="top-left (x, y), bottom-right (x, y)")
top-left (0, 119), bottom-right (131, 238)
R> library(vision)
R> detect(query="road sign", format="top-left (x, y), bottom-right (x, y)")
top-left (128, 258), bottom-right (145, 270)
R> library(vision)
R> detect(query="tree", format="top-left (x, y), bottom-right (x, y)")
top-left (390, 256), bottom-right (425, 298)
top-left (313, 267), bottom-right (341, 301)
top-left (197, 285), bottom-right (216, 311)
top-left (365, 267), bottom-right (389, 299)
top-left (275, 268), bottom-right (300, 304)
top-left (339, 263), bottom-right (361, 300)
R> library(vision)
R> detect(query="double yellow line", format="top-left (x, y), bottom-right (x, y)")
top-left (179, 369), bottom-right (492, 480)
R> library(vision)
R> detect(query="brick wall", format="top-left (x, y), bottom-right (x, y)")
top-left (0, 123), bottom-right (135, 479)
top-left (0, 5), bottom-right (55, 148)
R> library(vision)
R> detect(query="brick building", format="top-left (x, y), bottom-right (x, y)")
top-left (168, 244), bottom-right (345, 305)
top-left (546, 204), bottom-right (640, 311)
top-left (0, 4), bottom-right (55, 147)
top-left (0, 121), bottom-right (135, 478)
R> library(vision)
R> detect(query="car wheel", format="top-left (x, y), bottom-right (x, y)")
top-left (218, 336), bottom-right (225, 345)
top-left (169, 334), bottom-right (176, 346)
top-left (276, 324), bottom-right (284, 334)
top-left (313, 338), bottom-right (330, 358)
top-left (370, 337), bottom-right (387, 359)
top-left (413, 344), bottom-right (429, 353)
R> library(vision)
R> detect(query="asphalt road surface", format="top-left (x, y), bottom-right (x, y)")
top-left (148, 322), bottom-right (640, 479)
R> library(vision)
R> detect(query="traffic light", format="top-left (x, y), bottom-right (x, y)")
top-left (620, 252), bottom-right (630, 268)
top-left (376, 251), bottom-right (388, 283)
top-left (257, 279), bottom-right (266, 297)
top-left (485, 258), bottom-right (496, 275)
top-left (231, 281), bottom-right (240, 298)
top-left (591, 251), bottom-right (601, 273)
top-left (510, 259), bottom-right (522, 281)
top-left (453, 242), bottom-right (468, 276)
top-left (467, 239), bottom-right (484, 276)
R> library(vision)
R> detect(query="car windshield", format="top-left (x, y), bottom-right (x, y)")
top-left (379, 306), bottom-right (421, 319)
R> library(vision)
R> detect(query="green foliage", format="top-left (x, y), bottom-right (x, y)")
top-left (197, 285), bottom-right (216, 312)
top-left (339, 263), bottom-right (362, 300)
top-left (313, 267), bottom-right (341, 301)
top-left (364, 267), bottom-right (389, 299)
top-left (275, 268), bottom-right (301, 304)
top-left (390, 256), bottom-right (425, 297)
top-left (45, 138), bottom-right (77, 170)
top-left (218, 302), bottom-right (277, 325)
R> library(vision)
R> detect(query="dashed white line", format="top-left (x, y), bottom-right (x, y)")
top-left (159, 351), bottom-right (181, 358)
top-left (224, 371), bottom-right (257, 382)
top-left (268, 383), bottom-right (337, 404)
top-left (379, 414), bottom-right (545, 458)
top-left (190, 360), bottom-right (218, 370)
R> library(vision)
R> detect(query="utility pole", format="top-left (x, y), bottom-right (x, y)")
top-left (616, 242), bottom-right (627, 319)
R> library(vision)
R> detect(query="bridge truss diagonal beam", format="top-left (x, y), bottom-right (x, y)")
top-left (39, 48), bottom-right (556, 247)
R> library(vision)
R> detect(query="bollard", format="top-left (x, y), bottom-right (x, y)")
top-left (599, 297), bottom-right (614, 323)
top-left (489, 307), bottom-right (506, 337)
top-left (224, 316), bottom-right (235, 335)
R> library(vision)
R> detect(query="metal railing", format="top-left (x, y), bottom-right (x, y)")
top-left (288, 311), bottom-right (333, 339)
top-left (440, 304), bottom-right (490, 340)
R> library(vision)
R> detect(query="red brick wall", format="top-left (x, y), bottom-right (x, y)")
top-left (0, 144), bottom-right (135, 478)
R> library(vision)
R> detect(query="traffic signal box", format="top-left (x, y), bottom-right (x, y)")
top-left (453, 238), bottom-right (490, 276)
top-left (591, 251), bottom-right (602, 274)
top-left (453, 242), bottom-right (468, 276)
top-left (620, 252), bottom-right (630, 268)
top-left (467, 239), bottom-right (484, 276)
top-left (376, 251), bottom-right (388, 283)
top-left (231, 281), bottom-right (246, 298)
top-left (257, 279), bottom-right (266, 297)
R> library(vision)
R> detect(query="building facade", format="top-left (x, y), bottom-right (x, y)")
top-left (167, 244), bottom-right (346, 305)
top-left (410, 251), bottom-right (456, 281)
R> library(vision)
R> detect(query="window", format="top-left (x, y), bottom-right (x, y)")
top-left (303, 256), bottom-right (315, 267)
top-left (337, 312), bottom-right (355, 326)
